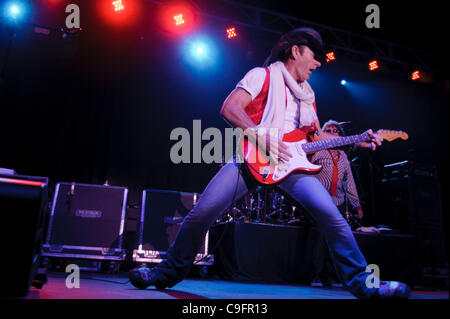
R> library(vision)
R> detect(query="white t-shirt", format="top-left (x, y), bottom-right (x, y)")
top-left (236, 67), bottom-right (314, 132)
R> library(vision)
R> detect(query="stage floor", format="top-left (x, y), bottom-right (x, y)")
top-left (24, 272), bottom-right (448, 300)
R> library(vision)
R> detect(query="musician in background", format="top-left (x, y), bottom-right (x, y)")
top-left (312, 120), bottom-right (363, 225)
top-left (129, 27), bottom-right (410, 299)
top-left (310, 120), bottom-right (363, 288)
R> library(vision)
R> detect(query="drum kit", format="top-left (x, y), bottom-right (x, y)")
top-left (216, 187), bottom-right (312, 226)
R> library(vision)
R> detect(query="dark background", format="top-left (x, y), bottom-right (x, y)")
top-left (0, 1), bottom-right (448, 257)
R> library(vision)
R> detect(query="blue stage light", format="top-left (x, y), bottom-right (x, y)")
top-left (195, 46), bottom-right (203, 55)
top-left (341, 80), bottom-right (347, 85)
top-left (10, 5), bottom-right (19, 14)
top-left (191, 42), bottom-right (208, 60)
top-left (180, 34), bottom-right (222, 74)
top-left (3, 1), bottom-right (26, 21)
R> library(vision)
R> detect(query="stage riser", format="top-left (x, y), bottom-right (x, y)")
top-left (210, 222), bottom-right (420, 286)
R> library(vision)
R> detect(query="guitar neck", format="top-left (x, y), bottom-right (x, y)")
top-left (302, 132), bottom-right (370, 153)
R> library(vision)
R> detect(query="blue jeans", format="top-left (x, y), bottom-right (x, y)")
top-left (152, 159), bottom-right (377, 298)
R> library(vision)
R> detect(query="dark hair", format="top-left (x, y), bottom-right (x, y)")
top-left (263, 27), bottom-right (325, 66)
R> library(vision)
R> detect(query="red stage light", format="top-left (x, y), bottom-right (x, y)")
top-left (369, 60), bottom-right (379, 71)
top-left (411, 70), bottom-right (421, 80)
top-left (226, 27), bottom-right (237, 39)
top-left (46, 0), bottom-right (63, 4)
top-left (157, 3), bottom-right (196, 34)
top-left (112, 0), bottom-right (124, 12)
top-left (326, 52), bottom-right (335, 62)
top-left (174, 13), bottom-right (185, 26)
top-left (97, 0), bottom-right (141, 27)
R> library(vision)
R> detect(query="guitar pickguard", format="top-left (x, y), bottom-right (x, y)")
top-left (272, 140), bottom-right (322, 182)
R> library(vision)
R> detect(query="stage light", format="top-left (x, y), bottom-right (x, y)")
top-left (411, 70), bottom-right (421, 80)
top-left (341, 80), bottom-right (347, 85)
top-left (112, 0), bottom-right (124, 12)
top-left (157, 3), bottom-right (196, 34)
top-left (10, 5), bottom-right (19, 14)
top-left (174, 13), bottom-right (185, 26)
top-left (226, 27), bottom-right (237, 39)
top-left (369, 60), bottom-right (379, 71)
top-left (97, 0), bottom-right (141, 27)
top-left (180, 35), bottom-right (221, 72)
top-left (326, 52), bottom-right (335, 62)
top-left (4, 1), bottom-right (25, 21)
top-left (192, 42), bottom-right (207, 59)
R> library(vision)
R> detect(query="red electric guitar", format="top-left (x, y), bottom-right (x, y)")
top-left (239, 126), bottom-right (408, 185)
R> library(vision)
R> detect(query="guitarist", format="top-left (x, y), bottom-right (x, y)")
top-left (130, 27), bottom-right (411, 299)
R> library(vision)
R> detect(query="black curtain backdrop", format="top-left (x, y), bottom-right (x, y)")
top-left (0, 1), bottom-right (448, 255)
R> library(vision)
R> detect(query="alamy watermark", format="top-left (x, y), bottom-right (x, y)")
top-left (169, 120), bottom-right (282, 165)
top-left (365, 4), bottom-right (380, 29)
top-left (65, 264), bottom-right (80, 288)
top-left (365, 264), bottom-right (380, 288)
top-left (65, 4), bottom-right (80, 29)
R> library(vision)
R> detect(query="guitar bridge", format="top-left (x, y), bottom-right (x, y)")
top-left (261, 166), bottom-right (271, 180)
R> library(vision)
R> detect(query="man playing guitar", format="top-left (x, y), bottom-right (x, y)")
top-left (130, 27), bottom-right (411, 299)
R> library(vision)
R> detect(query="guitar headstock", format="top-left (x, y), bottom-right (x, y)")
top-left (377, 129), bottom-right (409, 142)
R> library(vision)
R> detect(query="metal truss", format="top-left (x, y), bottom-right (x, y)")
top-left (143, 0), bottom-right (442, 75)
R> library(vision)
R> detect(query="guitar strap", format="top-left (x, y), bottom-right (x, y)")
top-left (328, 150), bottom-right (340, 195)
top-left (244, 68), bottom-right (288, 125)
top-left (245, 68), bottom-right (271, 125)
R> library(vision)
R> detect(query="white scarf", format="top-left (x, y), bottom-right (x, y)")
top-left (257, 61), bottom-right (317, 136)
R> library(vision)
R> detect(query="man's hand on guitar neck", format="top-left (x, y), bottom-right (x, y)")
top-left (357, 129), bottom-right (383, 151)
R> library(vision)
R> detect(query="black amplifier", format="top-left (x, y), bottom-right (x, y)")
top-left (133, 189), bottom-right (213, 266)
top-left (376, 161), bottom-right (447, 267)
top-left (42, 182), bottom-right (128, 260)
top-left (0, 174), bottom-right (49, 297)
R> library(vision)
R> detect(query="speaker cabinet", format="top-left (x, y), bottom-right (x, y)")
top-left (133, 189), bottom-right (213, 265)
top-left (376, 161), bottom-right (446, 267)
top-left (376, 161), bottom-right (443, 231)
top-left (0, 175), bottom-right (48, 297)
top-left (41, 182), bottom-right (128, 260)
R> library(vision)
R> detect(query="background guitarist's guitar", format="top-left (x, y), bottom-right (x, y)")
top-left (239, 127), bottom-right (408, 185)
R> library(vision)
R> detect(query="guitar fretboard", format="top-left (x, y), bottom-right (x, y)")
top-left (302, 132), bottom-right (370, 153)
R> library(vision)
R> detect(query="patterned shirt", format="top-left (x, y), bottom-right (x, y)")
top-left (311, 150), bottom-right (361, 209)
